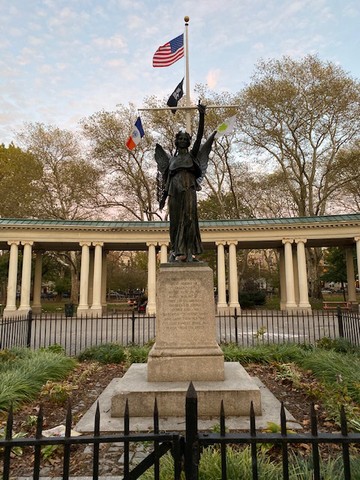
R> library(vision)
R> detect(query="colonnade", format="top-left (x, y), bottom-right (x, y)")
top-left (3, 236), bottom-right (360, 318)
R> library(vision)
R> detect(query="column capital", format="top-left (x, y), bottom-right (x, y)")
top-left (146, 241), bottom-right (158, 247)
top-left (282, 238), bottom-right (294, 245)
top-left (354, 237), bottom-right (360, 242)
top-left (294, 238), bottom-right (307, 245)
top-left (92, 241), bottom-right (104, 247)
top-left (21, 240), bottom-right (34, 246)
top-left (7, 240), bottom-right (20, 246)
top-left (215, 241), bottom-right (226, 247)
top-left (159, 241), bottom-right (169, 247)
top-left (226, 240), bottom-right (238, 247)
top-left (79, 241), bottom-right (91, 247)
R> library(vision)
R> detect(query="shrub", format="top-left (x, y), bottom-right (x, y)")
top-left (77, 343), bottom-right (126, 364)
top-left (239, 291), bottom-right (266, 308)
top-left (0, 348), bottom-right (76, 412)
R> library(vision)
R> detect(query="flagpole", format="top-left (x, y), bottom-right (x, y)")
top-left (184, 16), bottom-right (191, 134)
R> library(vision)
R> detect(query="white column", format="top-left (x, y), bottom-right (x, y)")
top-left (295, 239), bottom-right (311, 311)
top-left (355, 237), bottom-right (360, 311)
top-left (159, 242), bottom-right (168, 264)
top-left (32, 251), bottom-right (43, 314)
top-left (282, 239), bottom-right (297, 310)
top-left (279, 248), bottom-right (286, 310)
top-left (4, 241), bottom-right (20, 315)
top-left (227, 241), bottom-right (240, 313)
top-left (346, 247), bottom-right (356, 303)
top-left (18, 241), bottom-right (33, 313)
top-left (146, 242), bottom-right (157, 315)
top-left (216, 241), bottom-right (228, 313)
top-left (77, 242), bottom-right (91, 316)
top-left (91, 242), bottom-right (103, 315)
top-left (88, 249), bottom-right (94, 306)
top-left (101, 250), bottom-right (108, 309)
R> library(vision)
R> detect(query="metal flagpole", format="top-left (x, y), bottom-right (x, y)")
top-left (184, 16), bottom-right (191, 134)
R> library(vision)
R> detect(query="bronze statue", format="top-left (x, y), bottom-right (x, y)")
top-left (155, 103), bottom-right (216, 262)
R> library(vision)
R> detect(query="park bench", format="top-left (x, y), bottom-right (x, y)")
top-left (323, 301), bottom-right (351, 311)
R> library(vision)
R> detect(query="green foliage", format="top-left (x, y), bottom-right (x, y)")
top-left (40, 380), bottom-right (77, 405)
top-left (300, 349), bottom-right (360, 404)
top-left (140, 446), bottom-right (360, 479)
top-left (77, 343), bottom-right (126, 364)
top-left (0, 348), bottom-right (76, 412)
top-left (221, 343), bottom-right (307, 364)
top-left (321, 247), bottom-right (350, 284)
top-left (77, 342), bottom-right (152, 365)
top-left (239, 291), bottom-right (266, 308)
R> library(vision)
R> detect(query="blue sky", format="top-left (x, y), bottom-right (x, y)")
top-left (1, 0), bottom-right (359, 145)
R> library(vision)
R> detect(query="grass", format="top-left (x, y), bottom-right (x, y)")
top-left (140, 447), bottom-right (360, 479)
top-left (0, 347), bottom-right (77, 412)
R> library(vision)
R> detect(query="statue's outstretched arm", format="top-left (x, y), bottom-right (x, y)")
top-left (191, 102), bottom-right (205, 157)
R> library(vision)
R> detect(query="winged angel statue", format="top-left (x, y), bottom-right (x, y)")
top-left (155, 103), bottom-right (216, 262)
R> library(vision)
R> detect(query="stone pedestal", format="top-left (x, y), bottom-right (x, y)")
top-left (147, 264), bottom-right (224, 382)
top-left (110, 262), bottom-right (262, 419)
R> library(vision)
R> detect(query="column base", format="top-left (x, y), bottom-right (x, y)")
top-left (31, 305), bottom-right (42, 314)
top-left (228, 303), bottom-right (241, 314)
top-left (90, 306), bottom-right (102, 316)
top-left (3, 307), bottom-right (18, 319)
top-left (217, 303), bottom-right (229, 314)
top-left (146, 303), bottom-right (156, 315)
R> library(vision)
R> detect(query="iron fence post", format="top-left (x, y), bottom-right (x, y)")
top-left (131, 309), bottom-right (136, 344)
top-left (337, 306), bottom-right (344, 338)
top-left (26, 310), bottom-right (33, 348)
top-left (185, 382), bottom-right (199, 480)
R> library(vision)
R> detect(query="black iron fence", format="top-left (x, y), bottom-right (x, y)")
top-left (1, 384), bottom-right (360, 479)
top-left (1, 308), bottom-right (359, 355)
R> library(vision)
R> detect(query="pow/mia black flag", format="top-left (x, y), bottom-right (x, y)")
top-left (166, 78), bottom-right (184, 114)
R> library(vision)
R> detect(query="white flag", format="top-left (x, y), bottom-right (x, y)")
top-left (215, 115), bottom-right (237, 138)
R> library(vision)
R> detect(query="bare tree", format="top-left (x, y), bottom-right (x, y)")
top-left (237, 55), bottom-right (360, 216)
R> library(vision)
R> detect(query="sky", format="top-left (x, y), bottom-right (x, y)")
top-left (1, 0), bottom-right (359, 145)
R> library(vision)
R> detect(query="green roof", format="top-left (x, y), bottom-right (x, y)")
top-left (0, 214), bottom-right (359, 228)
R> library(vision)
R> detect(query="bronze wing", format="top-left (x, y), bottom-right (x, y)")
top-left (155, 143), bottom-right (170, 209)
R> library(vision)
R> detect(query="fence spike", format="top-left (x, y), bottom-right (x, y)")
top-left (340, 405), bottom-right (348, 436)
top-left (310, 402), bottom-right (318, 436)
top-left (154, 397), bottom-right (159, 433)
top-left (65, 399), bottom-right (72, 437)
top-left (36, 405), bottom-right (44, 438)
top-left (94, 401), bottom-right (100, 435)
top-left (6, 404), bottom-right (13, 440)
top-left (220, 400), bottom-right (226, 436)
top-left (280, 401), bottom-right (287, 436)
top-left (250, 401), bottom-right (256, 436)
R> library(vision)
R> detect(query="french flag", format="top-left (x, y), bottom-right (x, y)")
top-left (126, 117), bottom-right (145, 151)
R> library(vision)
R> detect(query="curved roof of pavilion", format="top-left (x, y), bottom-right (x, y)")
top-left (0, 214), bottom-right (359, 251)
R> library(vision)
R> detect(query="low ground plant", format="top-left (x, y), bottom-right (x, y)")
top-left (141, 447), bottom-right (360, 479)
top-left (0, 347), bottom-right (76, 412)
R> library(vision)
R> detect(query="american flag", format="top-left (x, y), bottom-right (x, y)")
top-left (152, 34), bottom-right (184, 67)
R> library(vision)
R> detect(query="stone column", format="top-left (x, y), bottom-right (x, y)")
top-left (216, 241), bottom-right (228, 313)
top-left (279, 248), bottom-right (286, 310)
top-left (18, 241), bottom-right (33, 313)
top-left (295, 239), bottom-right (311, 311)
top-left (346, 247), bottom-right (357, 304)
top-left (101, 251), bottom-right (108, 310)
top-left (227, 241), bottom-right (240, 313)
top-left (91, 242), bottom-right (103, 315)
top-left (146, 242), bottom-right (157, 315)
top-left (88, 248), bottom-right (94, 307)
top-left (4, 241), bottom-right (20, 315)
top-left (282, 238), bottom-right (297, 310)
top-left (77, 242), bottom-right (91, 316)
top-left (32, 251), bottom-right (43, 314)
top-left (159, 242), bottom-right (168, 264)
top-left (355, 238), bottom-right (360, 311)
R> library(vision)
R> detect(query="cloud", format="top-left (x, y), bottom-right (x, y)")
top-left (206, 69), bottom-right (221, 90)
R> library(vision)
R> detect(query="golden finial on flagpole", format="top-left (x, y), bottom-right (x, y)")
top-left (184, 16), bottom-right (189, 23)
